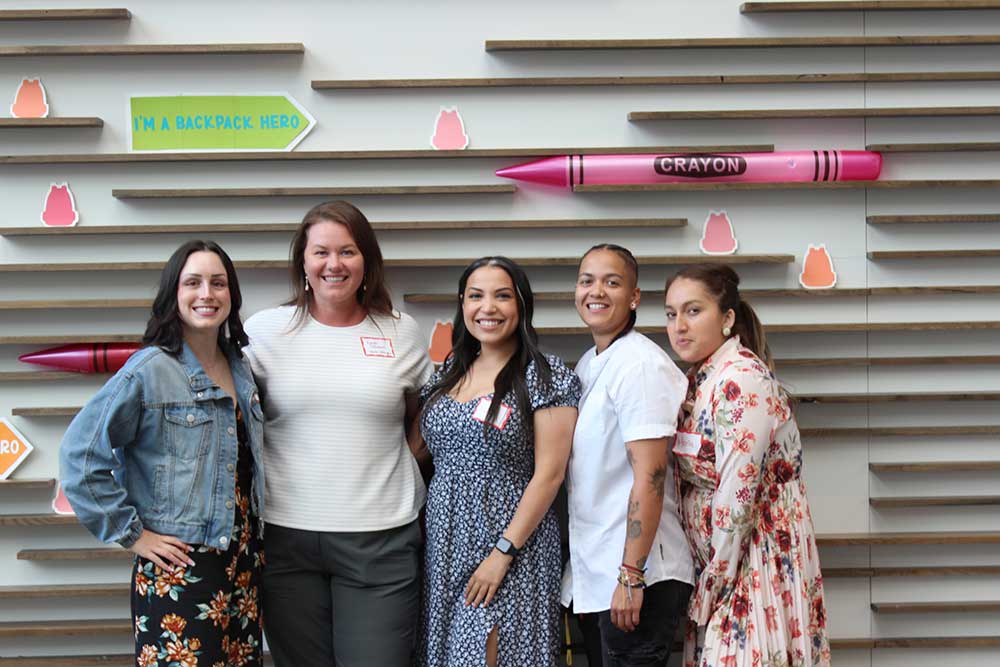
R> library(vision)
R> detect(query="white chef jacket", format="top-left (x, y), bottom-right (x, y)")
top-left (561, 330), bottom-right (694, 613)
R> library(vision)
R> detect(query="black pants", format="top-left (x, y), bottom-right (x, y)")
top-left (261, 520), bottom-right (422, 667)
top-left (577, 579), bottom-right (692, 667)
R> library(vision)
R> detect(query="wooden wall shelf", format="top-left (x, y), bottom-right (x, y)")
top-left (873, 601), bottom-right (1000, 613)
top-left (872, 636), bottom-right (1000, 648)
top-left (628, 106), bottom-right (1000, 121)
top-left (575, 180), bottom-right (1000, 192)
top-left (0, 298), bottom-right (151, 310)
top-left (0, 583), bottom-right (128, 599)
top-left (0, 514), bottom-right (79, 527)
top-left (0, 118), bottom-right (103, 129)
top-left (869, 249), bottom-right (1000, 259)
top-left (803, 425), bottom-right (1000, 437)
top-left (870, 461), bottom-right (1000, 473)
top-left (0, 479), bottom-right (55, 490)
top-left (868, 214), bottom-right (1000, 224)
top-left (0, 334), bottom-right (141, 345)
top-left (111, 185), bottom-right (516, 199)
top-left (741, 1), bottom-right (1000, 12)
top-left (0, 371), bottom-right (107, 382)
top-left (541, 321), bottom-right (1000, 336)
top-left (17, 548), bottom-right (129, 561)
top-left (0, 145), bottom-right (773, 165)
top-left (797, 391), bottom-right (1000, 403)
top-left (0, 217), bottom-right (687, 237)
top-left (0, 619), bottom-right (130, 638)
top-left (870, 495), bottom-right (1000, 508)
top-left (12, 407), bottom-right (82, 417)
top-left (484, 35), bottom-right (1000, 50)
top-left (0, 9), bottom-right (131, 21)
top-left (781, 355), bottom-right (1000, 367)
top-left (0, 43), bottom-right (305, 57)
top-left (867, 142), bottom-right (1000, 153)
top-left (313, 71), bottom-right (1000, 88)
top-left (816, 531), bottom-right (1000, 546)
top-left (825, 565), bottom-right (1000, 577)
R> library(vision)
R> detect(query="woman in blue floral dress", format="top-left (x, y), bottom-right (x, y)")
top-left (414, 257), bottom-right (580, 667)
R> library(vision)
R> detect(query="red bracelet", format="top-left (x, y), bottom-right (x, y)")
top-left (621, 562), bottom-right (646, 574)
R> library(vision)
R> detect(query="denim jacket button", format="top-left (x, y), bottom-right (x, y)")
top-left (186, 414), bottom-right (195, 423)
top-left (220, 536), bottom-right (228, 546)
top-left (227, 426), bottom-right (235, 435)
top-left (226, 500), bottom-right (234, 509)
top-left (197, 392), bottom-right (204, 398)
top-left (227, 463), bottom-right (235, 472)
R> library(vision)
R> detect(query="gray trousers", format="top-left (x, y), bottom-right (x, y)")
top-left (261, 520), bottom-right (422, 667)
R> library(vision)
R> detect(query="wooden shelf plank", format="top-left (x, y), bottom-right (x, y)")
top-left (0, 334), bottom-right (142, 345)
top-left (111, 184), bottom-right (516, 198)
top-left (0, 118), bottom-right (103, 129)
top-left (576, 179), bottom-right (1000, 192)
top-left (870, 495), bottom-right (1000, 508)
top-left (12, 407), bottom-right (82, 417)
top-left (0, 478), bottom-right (56, 490)
top-left (871, 461), bottom-right (1000, 473)
top-left (17, 548), bottom-right (130, 561)
top-left (485, 35), bottom-right (1000, 50)
top-left (783, 355), bottom-right (1000, 367)
top-left (0, 9), bottom-right (131, 21)
top-left (868, 141), bottom-right (1000, 152)
top-left (0, 514), bottom-right (79, 527)
top-left (0, 583), bottom-right (128, 599)
top-left (0, 217), bottom-right (688, 236)
top-left (868, 213), bottom-right (1000, 224)
top-left (0, 298), bottom-right (151, 310)
top-left (798, 391), bottom-right (1000, 403)
top-left (873, 601), bottom-right (1000, 613)
top-left (532, 321), bottom-right (1000, 336)
top-left (0, 371), bottom-right (109, 382)
top-left (825, 565), bottom-right (1000, 577)
top-left (313, 71), bottom-right (1000, 88)
top-left (874, 636), bottom-right (1000, 648)
top-left (0, 43), bottom-right (305, 57)
top-left (804, 425), bottom-right (1000, 437)
top-left (629, 106), bottom-right (1000, 121)
top-left (867, 285), bottom-right (1000, 294)
top-left (741, 2), bottom-right (1000, 12)
top-left (0, 144), bottom-right (773, 165)
top-left (0, 619), bottom-right (129, 637)
top-left (870, 249), bottom-right (1000, 259)
top-left (816, 531), bottom-right (1000, 546)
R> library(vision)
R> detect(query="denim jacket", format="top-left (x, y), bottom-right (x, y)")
top-left (59, 342), bottom-right (265, 550)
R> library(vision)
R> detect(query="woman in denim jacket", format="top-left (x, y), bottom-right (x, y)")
top-left (60, 240), bottom-right (266, 667)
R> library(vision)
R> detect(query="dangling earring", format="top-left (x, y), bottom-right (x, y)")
top-left (304, 275), bottom-right (310, 292)
top-left (723, 326), bottom-right (732, 337)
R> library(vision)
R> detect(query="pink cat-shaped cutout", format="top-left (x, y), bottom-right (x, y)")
top-left (11, 78), bottom-right (49, 118)
top-left (699, 210), bottom-right (738, 255)
top-left (799, 244), bottom-right (838, 289)
top-left (52, 482), bottom-right (75, 515)
top-left (430, 107), bottom-right (469, 150)
top-left (41, 183), bottom-right (79, 227)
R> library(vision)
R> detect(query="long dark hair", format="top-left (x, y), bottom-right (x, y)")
top-left (664, 263), bottom-right (775, 371)
top-left (579, 243), bottom-right (640, 346)
top-left (284, 200), bottom-right (394, 328)
top-left (142, 240), bottom-right (248, 357)
top-left (422, 256), bottom-right (552, 431)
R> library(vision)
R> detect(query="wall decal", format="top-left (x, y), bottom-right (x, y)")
top-left (19, 343), bottom-right (140, 373)
top-left (41, 183), bottom-right (79, 227)
top-left (52, 482), bottom-right (75, 515)
top-left (10, 77), bottom-right (49, 118)
top-left (699, 210), bottom-right (738, 255)
top-left (0, 418), bottom-right (35, 480)
top-left (430, 107), bottom-right (469, 150)
top-left (799, 244), bottom-right (838, 289)
top-left (428, 321), bottom-right (453, 364)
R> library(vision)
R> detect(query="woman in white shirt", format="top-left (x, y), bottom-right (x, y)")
top-left (563, 244), bottom-right (694, 667)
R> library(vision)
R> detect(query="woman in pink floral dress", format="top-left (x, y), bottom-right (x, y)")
top-left (664, 264), bottom-right (830, 667)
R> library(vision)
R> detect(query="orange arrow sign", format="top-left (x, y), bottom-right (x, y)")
top-left (0, 418), bottom-right (35, 480)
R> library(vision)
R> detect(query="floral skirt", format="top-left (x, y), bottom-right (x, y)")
top-left (132, 466), bottom-right (262, 666)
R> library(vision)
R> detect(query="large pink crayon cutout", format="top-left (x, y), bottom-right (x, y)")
top-left (430, 107), bottom-right (469, 150)
top-left (41, 183), bottom-right (80, 227)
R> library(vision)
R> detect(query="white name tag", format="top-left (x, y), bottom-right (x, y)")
top-left (471, 396), bottom-right (513, 430)
top-left (360, 336), bottom-right (395, 358)
top-left (674, 430), bottom-right (702, 457)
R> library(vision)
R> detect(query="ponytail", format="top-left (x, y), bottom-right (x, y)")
top-left (735, 299), bottom-right (775, 372)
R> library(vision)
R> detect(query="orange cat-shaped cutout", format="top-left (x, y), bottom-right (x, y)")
top-left (428, 321), bottom-right (453, 364)
top-left (430, 107), bottom-right (469, 150)
top-left (699, 210), bottom-right (738, 255)
top-left (41, 183), bottom-right (80, 227)
top-left (799, 244), bottom-right (837, 289)
top-left (10, 78), bottom-right (49, 118)
top-left (52, 482), bottom-right (75, 515)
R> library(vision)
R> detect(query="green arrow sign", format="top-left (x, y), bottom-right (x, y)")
top-left (129, 94), bottom-right (315, 152)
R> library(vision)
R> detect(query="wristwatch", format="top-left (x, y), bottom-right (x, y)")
top-left (494, 536), bottom-right (521, 557)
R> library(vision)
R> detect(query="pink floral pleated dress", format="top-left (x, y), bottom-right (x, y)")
top-left (673, 337), bottom-right (831, 667)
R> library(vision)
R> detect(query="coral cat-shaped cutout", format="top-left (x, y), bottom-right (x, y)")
top-left (428, 321), bottom-right (454, 365)
top-left (10, 78), bottom-right (49, 118)
top-left (699, 210), bottom-right (738, 255)
top-left (41, 183), bottom-right (79, 227)
top-left (52, 482), bottom-right (75, 515)
top-left (430, 107), bottom-right (469, 150)
top-left (799, 244), bottom-right (837, 289)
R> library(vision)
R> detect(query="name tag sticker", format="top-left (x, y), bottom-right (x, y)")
top-left (360, 336), bottom-right (395, 358)
top-left (471, 397), bottom-right (513, 430)
top-left (674, 430), bottom-right (702, 457)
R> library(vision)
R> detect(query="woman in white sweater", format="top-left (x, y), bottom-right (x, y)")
top-left (244, 201), bottom-right (432, 666)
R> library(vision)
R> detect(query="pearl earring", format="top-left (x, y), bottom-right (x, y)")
top-left (630, 302), bottom-right (637, 310)
top-left (304, 275), bottom-right (310, 292)
top-left (723, 326), bottom-right (732, 337)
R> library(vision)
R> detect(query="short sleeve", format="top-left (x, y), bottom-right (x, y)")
top-left (419, 360), bottom-right (448, 404)
top-left (528, 355), bottom-right (582, 412)
top-left (607, 348), bottom-right (687, 443)
top-left (393, 313), bottom-right (433, 394)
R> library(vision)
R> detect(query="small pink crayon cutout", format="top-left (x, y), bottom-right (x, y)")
top-left (700, 211), bottom-right (738, 255)
top-left (10, 78), bottom-right (49, 118)
top-left (799, 244), bottom-right (838, 289)
top-left (41, 183), bottom-right (79, 227)
top-left (52, 483), bottom-right (75, 515)
top-left (496, 151), bottom-right (882, 187)
top-left (430, 107), bottom-right (469, 150)
top-left (19, 343), bottom-right (140, 373)
top-left (428, 321), bottom-right (453, 364)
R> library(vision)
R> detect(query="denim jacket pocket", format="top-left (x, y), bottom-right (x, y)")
top-left (163, 404), bottom-right (214, 461)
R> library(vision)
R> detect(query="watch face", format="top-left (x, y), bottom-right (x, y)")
top-left (496, 537), bottom-right (513, 554)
